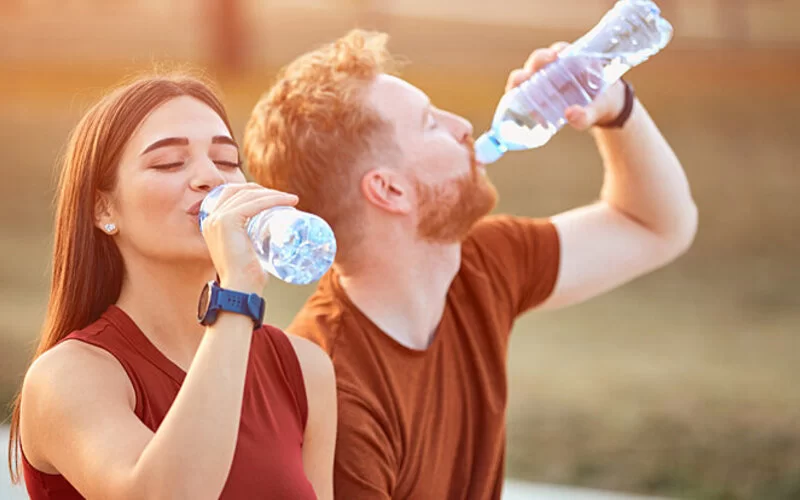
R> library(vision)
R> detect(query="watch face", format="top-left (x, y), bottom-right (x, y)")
top-left (197, 281), bottom-right (212, 321)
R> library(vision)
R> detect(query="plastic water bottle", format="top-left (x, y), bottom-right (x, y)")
top-left (474, 0), bottom-right (673, 164)
top-left (199, 185), bottom-right (337, 285)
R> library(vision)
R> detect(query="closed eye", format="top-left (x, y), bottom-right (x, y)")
top-left (151, 161), bottom-right (184, 170)
top-left (214, 160), bottom-right (242, 169)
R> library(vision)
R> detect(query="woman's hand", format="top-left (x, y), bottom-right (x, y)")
top-left (200, 183), bottom-right (298, 294)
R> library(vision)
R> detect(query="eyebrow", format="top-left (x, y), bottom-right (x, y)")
top-left (212, 136), bottom-right (237, 147)
top-left (140, 135), bottom-right (237, 156)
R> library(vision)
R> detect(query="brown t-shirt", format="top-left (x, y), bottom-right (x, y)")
top-left (290, 215), bottom-right (560, 499)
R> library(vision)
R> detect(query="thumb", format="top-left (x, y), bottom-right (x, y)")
top-left (506, 68), bottom-right (532, 92)
top-left (565, 105), bottom-right (595, 131)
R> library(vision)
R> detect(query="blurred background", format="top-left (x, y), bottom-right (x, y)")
top-left (1, 0), bottom-right (798, 498)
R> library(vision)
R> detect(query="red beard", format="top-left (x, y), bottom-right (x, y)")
top-left (415, 137), bottom-right (498, 243)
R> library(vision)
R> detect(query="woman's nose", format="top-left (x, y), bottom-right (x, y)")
top-left (190, 158), bottom-right (226, 192)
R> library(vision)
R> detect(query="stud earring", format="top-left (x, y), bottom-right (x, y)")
top-left (104, 223), bottom-right (117, 234)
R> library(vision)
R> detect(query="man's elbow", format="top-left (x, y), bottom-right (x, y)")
top-left (665, 200), bottom-right (698, 259)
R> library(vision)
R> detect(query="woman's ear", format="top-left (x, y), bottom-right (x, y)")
top-left (94, 192), bottom-right (118, 235)
top-left (360, 168), bottom-right (413, 215)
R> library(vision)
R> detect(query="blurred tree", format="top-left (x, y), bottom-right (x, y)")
top-left (719, 0), bottom-right (749, 46)
top-left (204, 0), bottom-right (249, 74)
top-left (656, 0), bottom-right (678, 24)
top-left (0, 0), bottom-right (21, 15)
top-left (348, 0), bottom-right (390, 32)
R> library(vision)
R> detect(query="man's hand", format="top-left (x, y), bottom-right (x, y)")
top-left (505, 42), bottom-right (626, 131)
top-left (508, 43), bottom-right (698, 312)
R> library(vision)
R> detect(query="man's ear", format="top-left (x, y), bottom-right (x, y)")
top-left (360, 168), bottom-right (413, 215)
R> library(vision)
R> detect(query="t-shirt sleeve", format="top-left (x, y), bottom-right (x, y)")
top-left (466, 215), bottom-right (561, 316)
top-left (333, 388), bottom-right (396, 499)
top-left (287, 314), bottom-right (333, 356)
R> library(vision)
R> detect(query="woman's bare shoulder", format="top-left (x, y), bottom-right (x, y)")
top-left (20, 339), bottom-right (135, 469)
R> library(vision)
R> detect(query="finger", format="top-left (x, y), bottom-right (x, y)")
top-left (215, 187), bottom-right (297, 216)
top-left (211, 182), bottom-right (261, 207)
top-left (550, 41), bottom-right (570, 53)
top-left (214, 183), bottom-right (291, 211)
top-left (211, 185), bottom-right (266, 214)
top-left (203, 190), bottom-right (298, 233)
top-left (505, 68), bottom-right (532, 92)
top-left (523, 48), bottom-right (558, 74)
top-left (222, 193), bottom-right (299, 221)
top-left (202, 187), bottom-right (266, 231)
top-left (565, 105), bottom-right (594, 131)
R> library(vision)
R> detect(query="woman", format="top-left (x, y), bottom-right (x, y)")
top-left (6, 74), bottom-right (336, 499)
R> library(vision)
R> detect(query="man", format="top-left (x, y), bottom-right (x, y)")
top-left (244, 30), bottom-right (697, 499)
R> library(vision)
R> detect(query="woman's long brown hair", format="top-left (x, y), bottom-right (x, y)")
top-left (7, 73), bottom-right (236, 484)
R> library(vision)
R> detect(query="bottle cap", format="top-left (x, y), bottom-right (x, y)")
top-left (474, 133), bottom-right (504, 165)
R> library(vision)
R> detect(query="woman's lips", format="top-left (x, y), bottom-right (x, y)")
top-left (186, 200), bottom-right (203, 216)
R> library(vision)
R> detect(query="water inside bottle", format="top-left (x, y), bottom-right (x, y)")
top-left (200, 185), bottom-right (336, 285)
top-left (474, 0), bottom-right (673, 164)
top-left (248, 208), bottom-right (336, 285)
top-left (491, 53), bottom-right (623, 151)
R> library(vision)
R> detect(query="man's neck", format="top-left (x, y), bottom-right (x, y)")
top-left (338, 240), bottom-right (462, 351)
top-left (115, 254), bottom-right (217, 371)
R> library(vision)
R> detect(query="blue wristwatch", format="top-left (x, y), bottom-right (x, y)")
top-left (197, 280), bottom-right (265, 329)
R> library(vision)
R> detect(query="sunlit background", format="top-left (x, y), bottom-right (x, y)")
top-left (1, 1), bottom-right (798, 498)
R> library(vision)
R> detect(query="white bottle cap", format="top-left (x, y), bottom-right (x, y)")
top-left (474, 133), bottom-right (504, 165)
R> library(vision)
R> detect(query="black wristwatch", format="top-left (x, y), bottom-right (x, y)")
top-left (197, 280), bottom-right (265, 329)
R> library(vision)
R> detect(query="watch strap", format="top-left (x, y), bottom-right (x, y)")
top-left (215, 288), bottom-right (264, 329)
top-left (200, 282), bottom-right (265, 329)
top-left (598, 79), bottom-right (635, 129)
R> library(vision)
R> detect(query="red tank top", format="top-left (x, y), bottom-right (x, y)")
top-left (21, 305), bottom-right (317, 499)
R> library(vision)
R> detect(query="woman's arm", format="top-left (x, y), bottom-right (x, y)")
top-left (289, 335), bottom-right (337, 500)
top-left (20, 185), bottom-right (299, 500)
top-left (20, 310), bottom-right (257, 500)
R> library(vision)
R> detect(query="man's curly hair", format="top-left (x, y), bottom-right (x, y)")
top-left (244, 30), bottom-right (402, 254)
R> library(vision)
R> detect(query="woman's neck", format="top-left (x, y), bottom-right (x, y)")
top-left (115, 254), bottom-right (217, 371)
